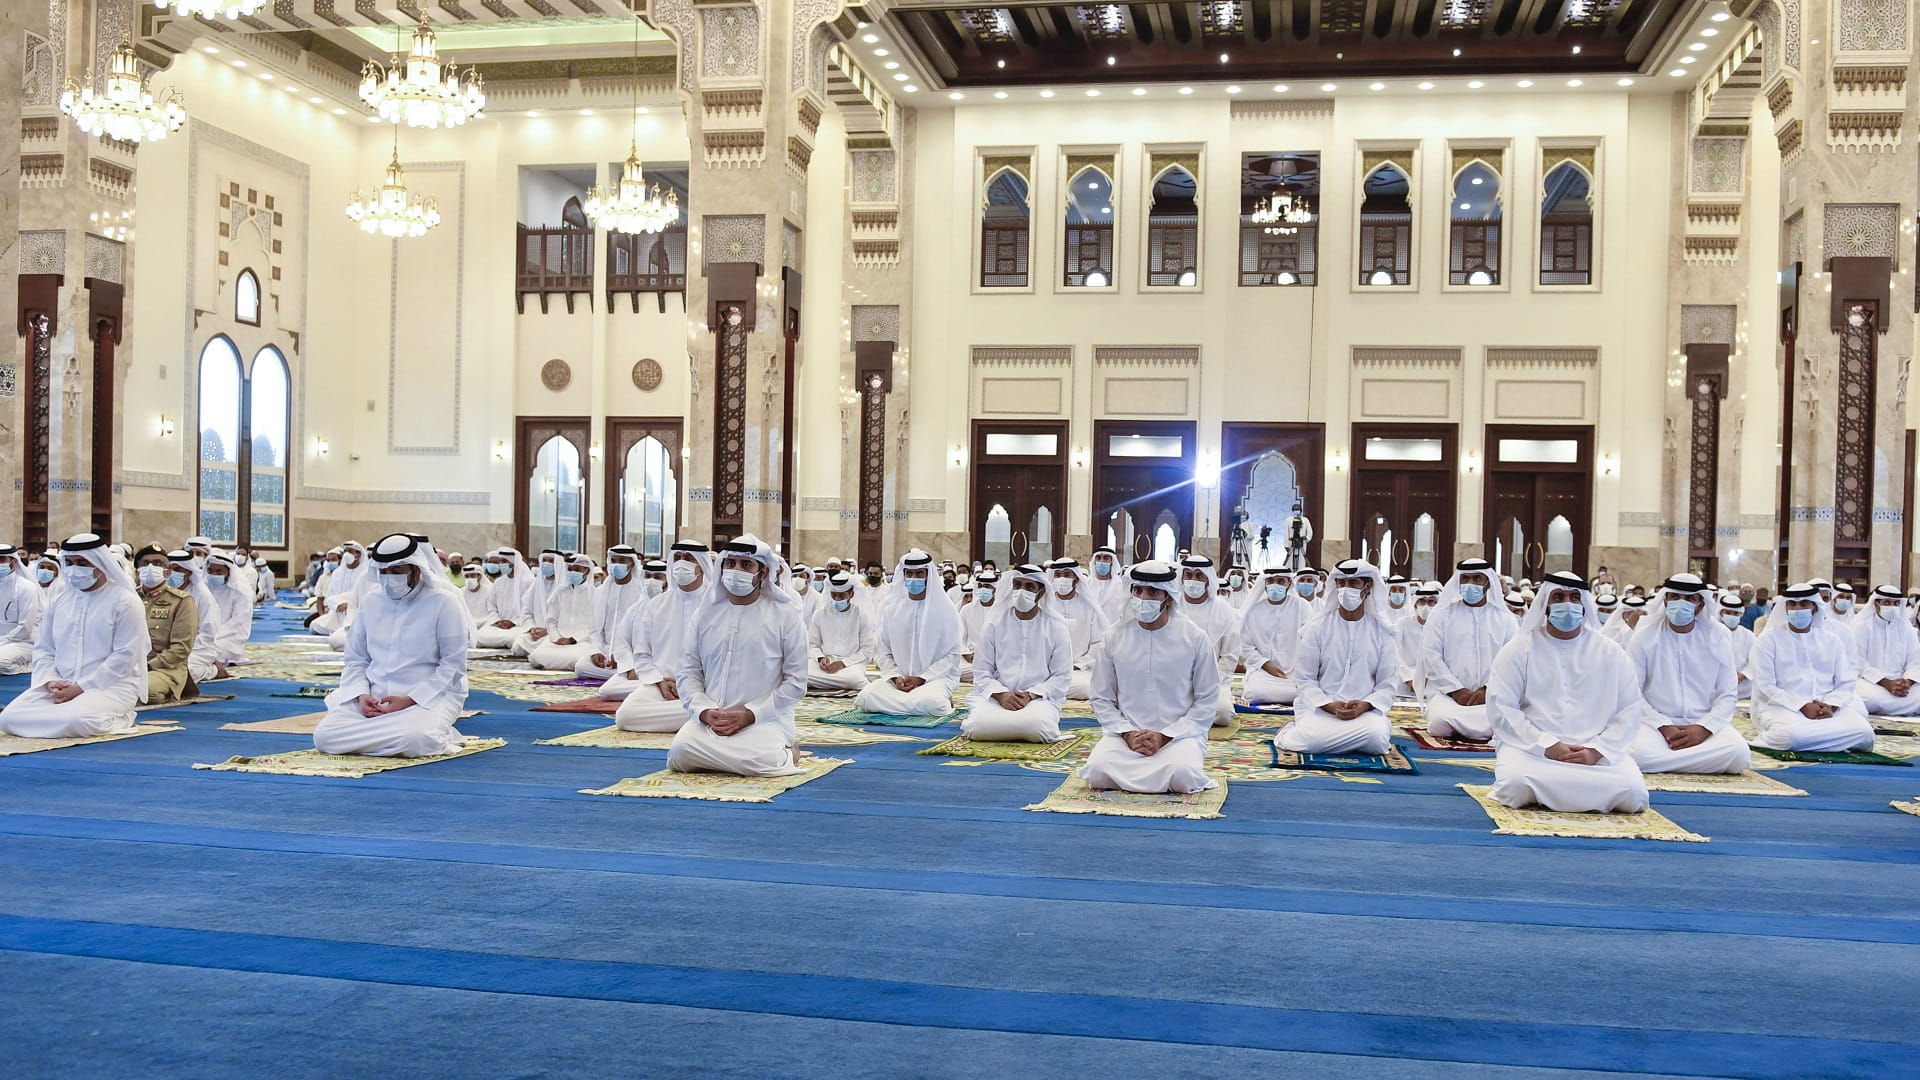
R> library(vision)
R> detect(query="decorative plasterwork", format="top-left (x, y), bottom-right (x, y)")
top-left (1835, 0), bottom-right (1909, 53)
top-left (703, 129), bottom-right (766, 168)
top-left (981, 153), bottom-right (1032, 188)
top-left (1228, 100), bottom-right (1332, 121)
top-left (1681, 305), bottom-right (1738, 345)
top-left (83, 234), bottom-right (125, 284)
top-left (799, 496), bottom-right (840, 511)
top-left (1541, 147), bottom-right (1597, 180)
top-left (907, 499), bottom-right (946, 513)
top-left (22, 31), bottom-right (54, 107)
top-left (1684, 236), bottom-right (1741, 264)
top-left (701, 214), bottom-right (765, 269)
top-left (18, 230), bottom-right (65, 274)
top-left (850, 149), bottom-right (897, 204)
top-left (1351, 346), bottom-right (1463, 367)
top-left (1360, 147), bottom-right (1416, 180)
top-left (1782, 0), bottom-right (1801, 69)
top-left (1064, 153), bottom-right (1116, 181)
top-left (1822, 203), bottom-right (1899, 260)
top-left (1093, 345), bottom-right (1200, 366)
top-left (1737, 513), bottom-right (1777, 528)
top-left (1757, 1), bottom-right (1783, 78)
top-left (649, 0), bottom-right (699, 91)
top-left (1776, 118), bottom-right (1804, 160)
top-left (850, 305), bottom-right (899, 343)
top-left (1690, 137), bottom-right (1745, 194)
top-left (1485, 347), bottom-right (1599, 366)
top-left (1449, 146), bottom-right (1505, 178)
top-left (1148, 151), bottom-right (1201, 184)
top-left (1786, 213), bottom-right (1807, 263)
top-left (297, 486), bottom-right (490, 505)
top-left (790, 0), bottom-right (841, 91)
top-left (1686, 204), bottom-right (1743, 228)
top-left (1766, 76), bottom-right (1793, 117)
top-left (1826, 111), bottom-right (1905, 151)
top-left (1618, 511), bottom-right (1661, 527)
top-left (1832, 65), bottom-right (1908, 93)
top-left (972, 346), bottom-right (1073, 366)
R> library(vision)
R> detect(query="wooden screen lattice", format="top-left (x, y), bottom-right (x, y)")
top-left (1062, 223), bottom-right (1113, 286)
top-left (859, 389), bottom-right (886, 533)
top-left (1358, 213), bottom-right (1410, 285)
top-left (980, 223), bottom-right (1029, 287)
top-left (1238, 222), bottom-right (1318, 286)
top-left (712, 309), bottom-right (750, 536)
top-left (1688, 377), bottom-right (1721, 559)
top-left (1449, 222), bottom-right (1501, 285)
top-left (1539, 217), bottom-right (1592, 285)
top-left (1835, 302), bottom-right (1877, 550)
top-left (1147, 215), bottom-right (1198, 286)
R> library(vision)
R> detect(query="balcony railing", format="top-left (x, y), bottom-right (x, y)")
top-left (516, 225), bottom-right (594, 313)
top-left (608, 227), bottom-right (688, 313)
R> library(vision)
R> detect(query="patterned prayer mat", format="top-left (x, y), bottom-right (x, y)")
top-left (812, 709), bottom-right (960, 729)
top-left (1234, 703), bottom-right (1294, 716)
top-left (1731, 711), bottom-right (1918, 764)
top-left (218, 710), bottom-right (483, 735)
top-left (1891, 800), bottom-right (1920, 818)
top-left (535, 723), bottom-right (923, 749)
top-left (917, 729), bottom-right (1099, 762)
top-left (533, 675), bottom-right (606, 688)
top-left (1271, 743), bottom-right (1419, 774)
top-left (269, 687), bottom-right (332, 699)
top-left (1750, 744), bottom-right (1913, 767)
top-left (1387, 703), bottom-right (1427, 724)
top-left (135, 694), bottom-right (235, 712)
top-left (0, 724), bottom-right (180, 757)
top-left (1642, 770), bottom-right (1808, 796)
top-left (1022, 775), bottom-right (1227, 819)
top-left (1457, 784), bottom-right (1708, 843)
top-left (1208, 716), bottom-right (1242, 741)
top-left (1401, 726), bottom-right (1495, 753)
top-left (580, 756), bottom-right (850, 802)
top-left (529, 697), bottom-right (620, 715)
top-left (1015, 730), bottom-right (1388, 785)
top-left (1872, 716), bottom-right (1920, 735)
top-left (193, 738), bottom-right (506, 778)
top-left (803, 688), bottom-right (861, 699)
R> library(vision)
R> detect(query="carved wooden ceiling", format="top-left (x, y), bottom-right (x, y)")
top-left (877, 0), bottom-right (1693, 87)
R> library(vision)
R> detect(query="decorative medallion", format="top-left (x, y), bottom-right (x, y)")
top-left (541, 358), bottom-right (571, 391)
top-left (632, 357), bottom-right (663, 392)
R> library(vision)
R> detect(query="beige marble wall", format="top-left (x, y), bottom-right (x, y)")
top-left (291, 518), bottom-right (513, 562)
top-left (1590, 546), bottom-right (1660, 591)
top-left (0, 1), bottom-right (51, 541)
top-left (120, 507), bottom-right (194, 548)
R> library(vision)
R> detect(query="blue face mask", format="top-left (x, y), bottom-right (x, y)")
top-left (1547, 602), bottom-right (1585, 633)
top-left (35, 567), bottom-right (55, 585)
top-left (541, 563), bottom-right (557, 578)
top-left (484, 563), bottom-right (506, 576)
top-left (1460, 583), bottom-right (1486, 605)
top-left (1297, 581), bottom-right (1317, 598)
top-left (905, 577), bottom-right (927, 597)
top-left (974, 586), bottom-right (995, 604)
top-left (832, 598), bottom-right (851, 613)
top-left (1266, 584), bottom-right (1288, 603)
top-left (0, 564), bottom-right (11, 579)
top-left (1787, 608), bottom-right (1813, 631)
top-left (609, 563), bottom-right (631, 582)
top-left (1666, 600), bottom-right (1697, 628)
top-left (566, 570), bottom-right (586, 587)
top-left (167, 571), bottom-right (188, 590)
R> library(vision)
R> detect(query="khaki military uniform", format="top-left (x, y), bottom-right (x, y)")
top-left (142, 585), bottom-right (200, 703)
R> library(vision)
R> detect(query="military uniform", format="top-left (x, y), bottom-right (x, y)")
top-left (142, 585), bottom-right (200, 703)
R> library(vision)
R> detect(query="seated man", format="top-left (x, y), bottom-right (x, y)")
top-left (1085, 546), bottom-right (1125, 617)
top-left (1416, 559), bottom-right (1515, 743)
top-left (611, 542), bottom-right (710, 725)
top-left (1082, 561), bottom-right (1218, 794)
top-left (576, 545), bottom-right (644, 680)
top-left (1046, 557), bottom-right (1107, 700)
top-left (808, 571), bottom-right (874, 693)
top-left (963, 565), bottom-right (1073, 742)
top-left (459, 562), bottom-right (489, 623)
top-left (528, 554), bottom-right (598, 670)
top-left (1718, 590), bottom-right (1756, 699)
top-left (1624, 574), bottom-right (1750, 775)
top-left (132, 545), bottom-right (200, 704)
top-left (472, 548), bottom-right (534, 650)
top-left (0, 534), bottom-right (149, 738)
top-left (168, 549), bottom-right (227, 685)
top-left (1749, 583), bottom-right (1876, 751)
top-left (667, 535), bottom-right (808, 777)
top-left (1239, 567), bottom-right (1310, 706)
top-left (204, 552), bottom-right (255, 667)
top-left (0, 544), bottom-right (44, 676)
top-left (1176, 555), bottom-right (1241, 726)
top-left (1276, 560), bottom-right (1398, 755)
top-left (1487, 571), bottom-right (1649, 813)
top-left (854, 550), bottom-right (962, 716)
top-left (1393, 580), bottom-right (1442, 697)
top-left (957, 570), bottom-right (1001, 681)
top-left (314, 533), bottom-right (471, 758)
top-left (511, 550), bottom-right (567, 658)
top-left (311, 540), bottom-right (366, 637)
top-left (1852, 585), bottom-right (1920, 717)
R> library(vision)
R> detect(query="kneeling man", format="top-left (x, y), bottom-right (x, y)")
top-left (1081, 561), bottom-right (1218, 794)
top-left (854, 550), bottom-right (962, 716)
top-left (0, 534), bottom-right (149, 738)
top-left (1275, 560), bottom-right (1398, 756)
top-left (1623, 574), bottom-right (1750, 774)
top-left (1417, 559), bottom-right (1514, 743)
top-left (1749, 584), bottom-right (1875, 751)
top-left (963, 565), bottom-right (1072, 742)
top-left (1852, 585), bottom-right (1920, 717)
top-left (807, 571), bottom-right (874, 693)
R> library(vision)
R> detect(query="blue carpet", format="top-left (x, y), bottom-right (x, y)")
top-left (0, 599), bottom-right (1914, 1078)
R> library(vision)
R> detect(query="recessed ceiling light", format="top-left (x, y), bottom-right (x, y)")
top-left (993, 91), bottom-right (1008, 99)
top-left (1810, 38), bottom-right (1819, 45)
top-left (1571, 44), bottom-right (1581, 54)
top-left (202, 45), bottom-right (218, 54)
top-left (1369, 82), bottom-right (1384, 90)
top-left (282, 84), bottom-right (295, 93)
top-left (1699, 27), bottom-right (1718, 37)
top-left (1458, 202), bottom-right (1470, 210)
top-left (883, 61), bottom-right (898, 69)
top-left (259, 72), bottom-right (272, 80)
top-left (580, 108), bottom-right (593, 115)
top-left (309, 96), bottom-right (322, 104)
top-left (1131, 87), bottom-right (1146, 95)
top-left (1470, 176), bottom-right (1483, 185)
top-left (1567, 79), bottom-right (1583, 87)
top-left (1088, 182), bottom-right (1100, 190)
top-left (1617, 77), bottom-right (1634, 86)
top-left (1517, 79), bottom-right (1533, 87)
top-left (1688, 42), bottom-right (1706, 50)
top-left (1086, 88), bottom-right (1100, 96)
top-left (1273, 84), bottom-right (1289, 92)
top-left (1100, 207), bottom-right (1111, 214)
top-left (873, 48), bottom-right (889, 56)
top-left (903, 85), bottom-right (918, 93)
top-left (1225, 85), bottom-right (1242, 94)
top-left (1319, 82), bottom-right (1336, 91)
top-left (333, 108), bottom-right (345, 115)
top-left (996, 59), bottom-right (1005, 68)
top-left (891, 73), bottom-right (907, 81)
top-left (1179, 86), bottom-right (1193, 95)
top-left (949, 92), bottom-right (963, 100)
top-left (862, 33), bottom-right (879, 43)
top-left (1417, 81), bottom-right (1433, 90)
top-left (1452, 48), bottom-right (1462, 57)
top-left (1680, 55), bottom-right (1696, 64)
top-left (1040, 89), bottom-right (1054, 97)
top-left (1467, 80), bottom-right (1483, 88)
top-left (1711, 11), bottom-right (1730, 20)
top-left (637, 107), bottom-right (649, 115)
top-left (1669, 69), bottom-right (1687, 76)
top-left (527, 110), bottom-right (540, 117)
top-left (1220, 53), bottom-right (1230, 63)
top-left (1106, 55), bottom-right (1116, 66)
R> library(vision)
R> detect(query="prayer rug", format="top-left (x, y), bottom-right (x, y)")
top-left (1457, 784), bottom-right (1708, 843)
top-left (218, 710), bottom-right (483, 735)
top-left (1401, 726), bottom-right (1495, 753)
top-left (803, 688), bottom-right (861, 699)
top-left (0, 724), bottom-right (180, 756)
top-left (1233, 702), bottom-right (1294, 715)
top-left (1387, 703), bottom-right (1426, 724)
top-left (812, 709), bottom-right (961, 729)
top-left (529, 697), bottom-right (621, 715)
top-left (1872, 716), bottom-right (1920, 736)
top-left (1270, 743), bottom-right (1419, 775)
top-left (269, 687), bottom-right (332, 699)
top-left (1891, 800), bottom-right (1920, 818)
top-left (1641, 770), bottom-right (1807, 796)
top-left (917, 729), bottom-right (1099, 762)
top-left (1022, 775), bottom-right (1227, 819)
top-left (1059, 700), bottom-right (1097, 720)
top-left (193, 738), bottom-right (506, 778)
top-left (1749, 745), bottom-right (1912, 767)
top-left (1208, 716), bottom-right (1242, 741)
top-left (580, 756), bottom-right (850, 802)
top-left (135, 694), bottom-right (236, 712)
top-left (535, 723), bottom-right (922, 750)
top-left (533, 675), bottom-right (607, 688)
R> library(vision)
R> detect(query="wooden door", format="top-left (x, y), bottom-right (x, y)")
top-left (1483, 425), bottom-right (1593, 580)
top-left (971, 421), bottom-right (1067, 566)
top-left (1349, 423), bottom-right (1456, 580)
top-left (1094, 421), bottom-right (1196, 562)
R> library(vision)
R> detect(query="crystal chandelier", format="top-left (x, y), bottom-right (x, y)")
top-left (59, 37), bottom-right (186, 144)
top-left (584, 0), bottom-right (679, 235)
top-left (359, 22), bottom-right (484, 129)
top-left (1251, 189), bottom-right (1314, 235)
top-left (346, 133), bottom-right (441, 238)
top-left (151, 0), bottom-right (265, 18)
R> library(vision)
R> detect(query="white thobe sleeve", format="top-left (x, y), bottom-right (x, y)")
top-left (1079, 609), bottom-right (1105, 670)
top-left (1292, 621), bottom-right (1335, 716)
top-left (1214, 619), bottom-right (1241, 680)
top-left (1169, 630), bottom-right (1220, 742)
top-left (873, 611), bottom-right (902, 680)
top-left (1902, 632), bottom-right (1920, 682)
top-left (807, 612), bottom-right (828, 661)
top-left (587, 590), bottom-right (613, 654)
top-left (1419, 613), bottom-right (1468, 696)
top-left (973, 619), bottom-right (1011, 698)
top-left (611, 603), bottom-right (644, 675)
top-left (1695, 645), bottom-right (1738, 733)
top-left (1034, 619), bottom-right (1074, 704)
top-left (1590, 648), bottom-right (1648, 761)
top-left (1090, 635), bottom-right (1128, 734)
top-left (333, 613), bottom-right (374, 702)
top-left (409, 599), bottom-right (472, 710)
top-left (1361, 630), bottom-right (1399, 713)
top-left (1487, 638), bottom-right (1558, 754)
top-left (1853, 621), bottom-right (1890, 682)
top-left (631, 605), bottom-right (667, 685)
top-left (922, 633), bottom-right (962, 684)
top-left (678, 611), bottom-right (717, 716)
top-left (85, 595), bottom-right (150, 696)
top-left (1815, 637), bottom-right (1856, 707)
top-left (1239, 609), bottom-right (1272, 671)
top-left (746, 607), bottom-right (808, 725)
top-left (847, 609), bottom-right (876, 666)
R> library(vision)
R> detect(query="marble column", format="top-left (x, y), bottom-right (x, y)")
top-left (4, 1), bottom-right (57, 542)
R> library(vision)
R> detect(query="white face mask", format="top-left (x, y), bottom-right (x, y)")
top-left (1135, 596), bottom-right (1165, 623)
top-left (381, 573), bottom-right (414, 599)
top-left (1183, 579), bottom-right (1208, 600)
top-left (466, 577), bottom-right (482, 591)
top-left (136, 565), bottom-right (165, 589)
top-left (975, 585), bottom-right (995, 604)
top-left (63, 565), bottom-right (96, 589)
top-left (1265, 584), bottom-right (1288, 603)
top-left (609, 563), bottom-right (631, 582)
top-left (1337, 586), bottom-right (1364, 612)
top-left (1877, 603), bottom-right (1902, 622)
top-left (669, 561), bottom-right (698, 588)
top-left (1011, 590), bottom-right (1038, 613)
top-left (1051, 576), bottom-right (1074, 598)
top-left (721, 568), bottom-right (758, 596)
top-left (1388, 590), bottom-right (1407, 608)
top-left (566, 570), bottom-right (587, 587)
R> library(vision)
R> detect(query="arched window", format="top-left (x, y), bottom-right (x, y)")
top-left (248, 348), bottom-right (289, 548)
top-left (1147, 166), bottom-right (1198, 287)
top-left (1358, 164), bottom-right (1411, 286)
top-left (1448, 162), bottom-right (1501, 286)
top-left (196, 338), bottom-right (243, 543)
top-left (529, 435), bottom-right (585, 555)
top-left (1062, 166), bottom-right (1114, 288)
top-left (984, 504), bottom-right (1012, 567)
top-left (1239, 151), bottom-right (1319, 287)
top-left (234, 268), bottom-right (261, 325)
top-left (979, 167), bottom-right (1030, 287)
top-left (1539, 161), bottom-right (1594, 285)
top-left (619, 435), bottom-right (678, 556)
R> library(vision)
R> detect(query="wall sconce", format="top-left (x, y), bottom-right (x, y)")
top-left (542, 477), bottom-right (557, 494)
top-left (1463, 450), bottom-right (1480, 475)
top-left (950, 444), bottom-right (966, 468)
top-left (1195, 450), bottom-right (1219, 490)
top-left (681, 446), bottom-right (692, 460)
top-left (1328, 448), bottom-right (1348, 473)
top-left (589, 441), bottom-right (603, 461)
top-left (1600, 452), bottom-right (1618, 477)
top-left (1071, 447), bottom-right (1089, 469)
top-left (313, 435), bottom-right (329, 457)
top-left (492, 440), bottom-right (509, 462)
top-left (157, 414), bottom-right (175, 438)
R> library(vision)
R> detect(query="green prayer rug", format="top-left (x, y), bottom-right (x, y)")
top-left (812, 709), bottom-right (960, 729)
top-left (1023, 775), bottom-right (1227, 819)
top-left (1750, 744), bottom-right (1912, 766)
top-left (918, 729), bottom-right (1098, 761)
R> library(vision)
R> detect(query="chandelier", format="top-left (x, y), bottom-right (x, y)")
top-left (346, 138), bottom-right (440, 238)
top-left (1251, 188), bottom-right (1314, 235)
top-left (359, 22), bottom-right (484, 129)
top-left (151, 0), bottom-right (265, 17)
top-left (59, 38), bottom-right (186, 144)
top-left (584, 0), bottom-right (679, 235)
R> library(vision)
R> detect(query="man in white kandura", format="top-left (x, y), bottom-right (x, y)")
top-left (1394, 581), bottom-right (1442, 697)
top-left (0, 545), bottom-right (44, 675)
top-left (1486, 571), bottom-right (1648, 813)
top-left (610, 542), bottom-right (711, 724)
top-left (0, 534), bottom-right (150, 739)
top-left (854, 549), bottom-right (963, 716)
top-left (1416, 558), bottom-right (1515, 744)
top-left (957, 569), bottom-right (1001, 679)
top-left (1852, 585), bottom-right (1920, 717)
top-left (1624, 574), bottom-right (1750, 775)
top-left (1239, 566), bottom-right (1310, 706)
top-left (473, 548), bottom-right (534, 650)
top-left (460, 562), bottom-right (489, 623)
top-left (1085, 546), bottom-right (1125, 616)
top-left (169, 549), bottom-right (228, 685)
top-left (1175, 554), bottom-right (1241, 726)
top-left (1081, 561), bottom-right (1218, 794)
top-left (526, 553), bottom-right (594, 668)
top-left (1749, 584), bottom-right (1876, 751)
top-left (511, 550), bottom-right (566, 658)
top-left (807, 570), bottom-right (874, 694)
top-left (1276, 559), bottom-right (1399, 755)
top-left (1718, 590), bottom-right (1756, 699)
top-left (571, 545), bottom-right (644, 680)
top-left (313, 533), bottom-right (472, 758)
top-left (312, 540), bottom-right (367, 638)
top-left (1045, 557), bottom-right (1107, 700)
top-left (204, 552), bottom-right (256, 667)
top-left (963, 564), bottom-right (1073, 742)
top-left (666, 535), bottom-right (809, 777)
